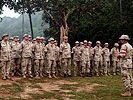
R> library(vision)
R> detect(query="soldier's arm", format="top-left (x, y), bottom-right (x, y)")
top-left (119, 45), bottom-right (127, 58)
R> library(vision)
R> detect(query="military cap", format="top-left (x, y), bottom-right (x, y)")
top-left (36, 36), bottom-right (40, 40)
top-left (33, 38), bottom-right (36, 41)
top-left (49, 37), bottom-right (54, 41)
top-left (88, 41), bottom-right (92, 44)
top-left (75, 41), bottom-right (79, 44)
top-left (80, 42), bottom-right (83, 45)
top-left (14, 36), bottom-right (19, 38)
top-left (84, 40), bottom-right (87, 43)
top-left (96, 41), bottom-right (101, 44)
top-left (104, 43), bottom-right (109, 45)
top-left (2, 34), bottom-right (8, 38)
top-left (40, 37), bottom-right (45, 40)
top-left (119, 35), bottom-right (130, 40)
top-left (114, 43), bottom-right (119, 46)
top-left (23, 34), bottom-right (29, 37)
top-left (63, 36), bottom-right (68, 39)
top-left (10, 37), bottom-right (13, 40)
top-left (29, 35), bottom-right (31, 38)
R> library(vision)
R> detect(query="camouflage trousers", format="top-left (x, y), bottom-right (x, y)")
top-left (90, 60), bottom-right (94, 74)
top-left (56, 60), bottom-right (62, 74)
top-left (62, 58), bottom-right (71, 75)
top-left (121, 59), bottom-right (133, 91)
top-left (103, 61), bottom-right (110, 74)
top-left (73, 60), bottom-right (81, 76)
top-left (112, 60), bottom-right (120, 73)
top-left (11, 58), bottom-right (20, 74)
top-left (2, 61), bottom-right (11, 78)
top-left (94, 60), bottom-right (103, 74)
top-left (22, 57), bottom-right (32, 76)
top-left (81, 60), bottom-right (90, 74)
top-left (34, 59), bottom-right (44, 75)
top-left (47, 59), bottom-right (56, 74)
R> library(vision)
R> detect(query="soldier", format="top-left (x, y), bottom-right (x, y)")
top-left (80, 40), bottom-right (91, 77)
top-left (60, 36), bottom-right (72, 77)
top-left (102, 43), bottom-right (111, 76)
top-left (118, 35), bottom-right (133, 97)
top-left (72, 41), bottom-right (81, 77)
top-left (54, 40), bottom-right (62, 77)
top-left (93, 41), bottom-right (103, 76)
top-left (45, 38), bottom-right (57, 79)
top-left (10, 36), bottom-right (21, 76)
top-left (88, 41), bottom-right (94, 76)
top-left (1, 34), bottom-right (11, 80)
top-left (19, 34), bottom-right (33, 78)
top-left (111, 43), bottom-right (120, 75)
top-left (33, 37), bottom-right (44, 77)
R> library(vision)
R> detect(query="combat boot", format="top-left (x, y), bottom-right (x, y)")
top-left (74, 73), bottom-right (77, 77)
top-left (96, 73), bottom-right (99, 77)
top-left (23, 75), bottom-right (26, 79)
top-left (113, 73), bottom-right (116, 76)
top-left (108, 73), bottom-right (112, 76)
top-left (121, 90), bottom-right (131, 97)
top-left (40, 74), bottom-right (44, 78)
top-left (48, 73), bottom-right (52, 79)
top-left (105, 73), bottom-right (108, 76)
top-left (52, 74), bottom-right (57, 79)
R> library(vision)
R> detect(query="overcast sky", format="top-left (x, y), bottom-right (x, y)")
top-left (0, 6), bottom-right (20, 18)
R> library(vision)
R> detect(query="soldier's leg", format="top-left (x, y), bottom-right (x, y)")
top-left (81, 60), bottom-right (86, 77)
top-left (34, 59), bottom-right (39, 76)
top-left (16, 58), bottom-right (21, 75)
top-left (2, 61), bottom-right (6, 79)
top-left (52, 60), bottom-right (57, 78)
top-left (107, 61), bottom-right (111, 76)
top-left (104, 61), bottom-right (108, 76)
top-left (86, 61), bottom-right (90, 74)
top-left (40, 59), bottom-right (44, 77)
top-left (11, 59), bottom-right (15, 76)
top-left (67, 58), bottom-right (71, 76)
top-left (99, 60), bottom-right (104, 75)
top-left (95, 61), bottom-right (99, 76)
top-left (57, 60), bottom-right (62, 76)
top-left (112, 61), bottom-right (116, 75)
top-left (116, 61), bottom-right (120, 75)
top-left (6, 61), bottom-right (11, 78)
top-left (27, 58), bottom-right (32, 77)
top-left (63, 58), bottom-right (67, 76)
top-left (90, 60), bottom-right (94, 75)
top-left (22, 58), bottom-right (28, 78)
top-left (73, 60), bottom-right (77, 77)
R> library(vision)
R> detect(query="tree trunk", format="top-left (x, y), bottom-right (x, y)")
top-left (29, 12), bottom-right (34, 40)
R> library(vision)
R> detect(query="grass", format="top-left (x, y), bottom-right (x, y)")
top-left (0, 74), bottom-right (133, 100)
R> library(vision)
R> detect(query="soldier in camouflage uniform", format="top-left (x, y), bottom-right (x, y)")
top-left (10, 36), bottom-right (21, 76)
top-left (111, 43), bottom-right (120, 75)
top-left (72, 41), bottom-right (81, 77)
top-left (80, 40), bottom-right (91, 77)
top-left (54, 40), bottom-right (62, 76)
top-left (19, 34), bottom-right (33, 78)
top-left (118, 35), bottom-right (133, 97)
top-left (102, 43), bottom-right (111, 76)
top-left (60, 36), bottom-right (72, 77)
top-left (45, 38), bottom-right (57, 79)
top-left (88, 41), bottom-right (94, 76)
top-left (93, 41), bottom-right (103, 76)
top-left (32, 37), bottom-right (44, 77)
top-left (1, 34), bottom-right (11, 80)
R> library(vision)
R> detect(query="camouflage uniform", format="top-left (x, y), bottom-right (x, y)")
top-left (93, 41), bottom-right (103, 76)
top-left (72, 42), bottom-right (81, 76)
top-left (60, 40), bottom-right (71, 76)
top-left (45, 40), bottom-right (56, 76)
top-left (33, 39), bottom-right (44, 77)
top-left (19, 39), bottom-right (33, 78)
top-left (10, 41), bottom-right (21, 76)
top-left (119, 35), bottom-right (133, 97)
top-left (111, 43), bottom-right (120, 75)
top-left (102, 43), bottom-right (111, 76)
top-left (1, 39), bottom-right (11, 79)
top-left (80, 40), bottom-right (90, 76)
top-left (54, 43), bottom-right (62, 76)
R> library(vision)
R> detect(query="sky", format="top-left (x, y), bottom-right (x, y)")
top-left (0, 6), bottom-right (20, 18)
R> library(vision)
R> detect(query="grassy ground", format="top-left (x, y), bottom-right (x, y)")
top-left (0, 75), bottom-right (133, 100)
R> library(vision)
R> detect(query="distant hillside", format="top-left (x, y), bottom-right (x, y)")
top-left (0, 11), bottom-right (49, 40)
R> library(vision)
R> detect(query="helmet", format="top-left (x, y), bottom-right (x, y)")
top-left (114, 43), bottom-right (119, 46)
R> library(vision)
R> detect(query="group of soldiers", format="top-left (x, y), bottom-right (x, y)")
top-left (0, 33), bottom-right (132, 97)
